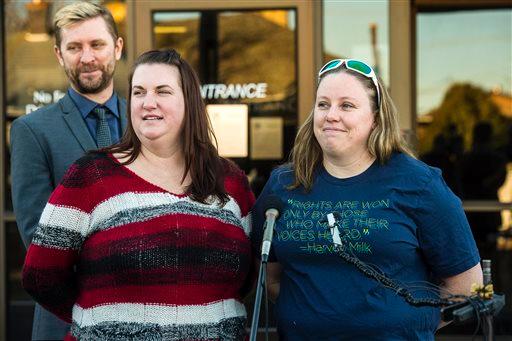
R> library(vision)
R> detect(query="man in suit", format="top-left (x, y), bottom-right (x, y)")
top-left (10, 2), bottom-right (126, 339)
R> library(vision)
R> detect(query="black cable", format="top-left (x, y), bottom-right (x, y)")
top-left (332, 238), bottom-right (500, 340)
top-left (327, 214), bottom-right (500, 341)
top-left (469, 297), bottom-right (482, 341)
top-left (332, 244), bottom-right (456, 307)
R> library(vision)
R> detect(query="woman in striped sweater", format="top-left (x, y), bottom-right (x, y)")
top-left (22, 49), bottom-right (255, 340)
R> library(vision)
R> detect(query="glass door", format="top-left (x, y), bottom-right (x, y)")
top-left (152, 9), bottom-right (297, 194)
top-left (132, 1), bottom-right (317, 336)
top-left (132, 1), bottom-right (318, 195)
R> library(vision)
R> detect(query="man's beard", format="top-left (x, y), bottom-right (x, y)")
top-left (65, 59), bottom-right (116, 94)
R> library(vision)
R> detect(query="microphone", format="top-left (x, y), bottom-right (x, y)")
top-left (261, 195), bottom-right (284, 263)
top-left (250, 195), bottom-right (284, 341)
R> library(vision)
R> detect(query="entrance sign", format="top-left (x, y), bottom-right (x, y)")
top-left (201, 83), bottom-right (267, 100)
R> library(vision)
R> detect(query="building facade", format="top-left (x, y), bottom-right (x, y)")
top-left (1, 0), bottom-right (511, 339)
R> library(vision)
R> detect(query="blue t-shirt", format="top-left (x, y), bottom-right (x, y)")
top-left (252, 153), bottom-right (480, 341)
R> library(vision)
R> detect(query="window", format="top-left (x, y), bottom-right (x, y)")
top-left (417, 8), bottom-right (512, 334)
top-left (153, 9), bottom-right (298, 195)
top-left (3, 1), bottom-right (129, 338)
top-left (323, 0), bottom-right (389, 85)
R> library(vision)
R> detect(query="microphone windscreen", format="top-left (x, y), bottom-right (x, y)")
top-left (263, 194), bottom-right (284, 214)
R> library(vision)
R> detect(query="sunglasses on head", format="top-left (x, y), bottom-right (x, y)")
top-left (318, 59), bottom-right (381, 107)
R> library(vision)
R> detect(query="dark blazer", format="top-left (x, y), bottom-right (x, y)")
top-left (10, 92), bottom-right (127, 340)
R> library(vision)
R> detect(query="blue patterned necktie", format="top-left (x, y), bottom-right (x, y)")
top-left (92, 106), bottom-right (112, 148)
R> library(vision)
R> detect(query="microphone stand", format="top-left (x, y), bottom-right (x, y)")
top-left (250, 205), bottom-right (280, 341)
top-left (483, 259), bottom-right (494, 341)
top-left (249, 258), bottom-right (267, 341)
top-left (440, 260), bottom-right (504, 341)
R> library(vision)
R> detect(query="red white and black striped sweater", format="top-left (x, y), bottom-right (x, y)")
top-left (22, 152), bottom-right (255, 340)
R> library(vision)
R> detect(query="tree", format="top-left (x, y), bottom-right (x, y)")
top-left (418, 83), bottom-right (510, 155)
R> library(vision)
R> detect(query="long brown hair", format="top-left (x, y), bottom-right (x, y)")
top-left (290, 65), bottom-right (414, 191)
top-left (104, 49), bottom-right (229, 204)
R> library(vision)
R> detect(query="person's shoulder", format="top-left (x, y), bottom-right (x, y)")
top-left (12, 102), bottom-right (62, 128)
top-left (221, 157), bottom-right (245, 179)
top-left (271, 163), bottom-right (293, 178)
top-left (265, 163), bottom-right (294, 190)
top-left (219, 159), bottom-right (254, 210)
top-left (60, 152), bottom-right (113, 188)
top-left (11, 94), bottom-right (72, 136)
top-left (273, 163), bottom-right (293, 174)
top-left (386, 152), bottom-right (441, 182)
top-left (220, 158), bottom-right (252, 192)
top-left (74, 150), bottom-right (111, 164)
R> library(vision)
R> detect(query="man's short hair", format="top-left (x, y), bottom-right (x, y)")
top-left (53, 1), bottom-right (119, 48)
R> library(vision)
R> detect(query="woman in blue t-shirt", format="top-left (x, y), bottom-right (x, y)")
top-left (252, 59), bottom-right (483, 340)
